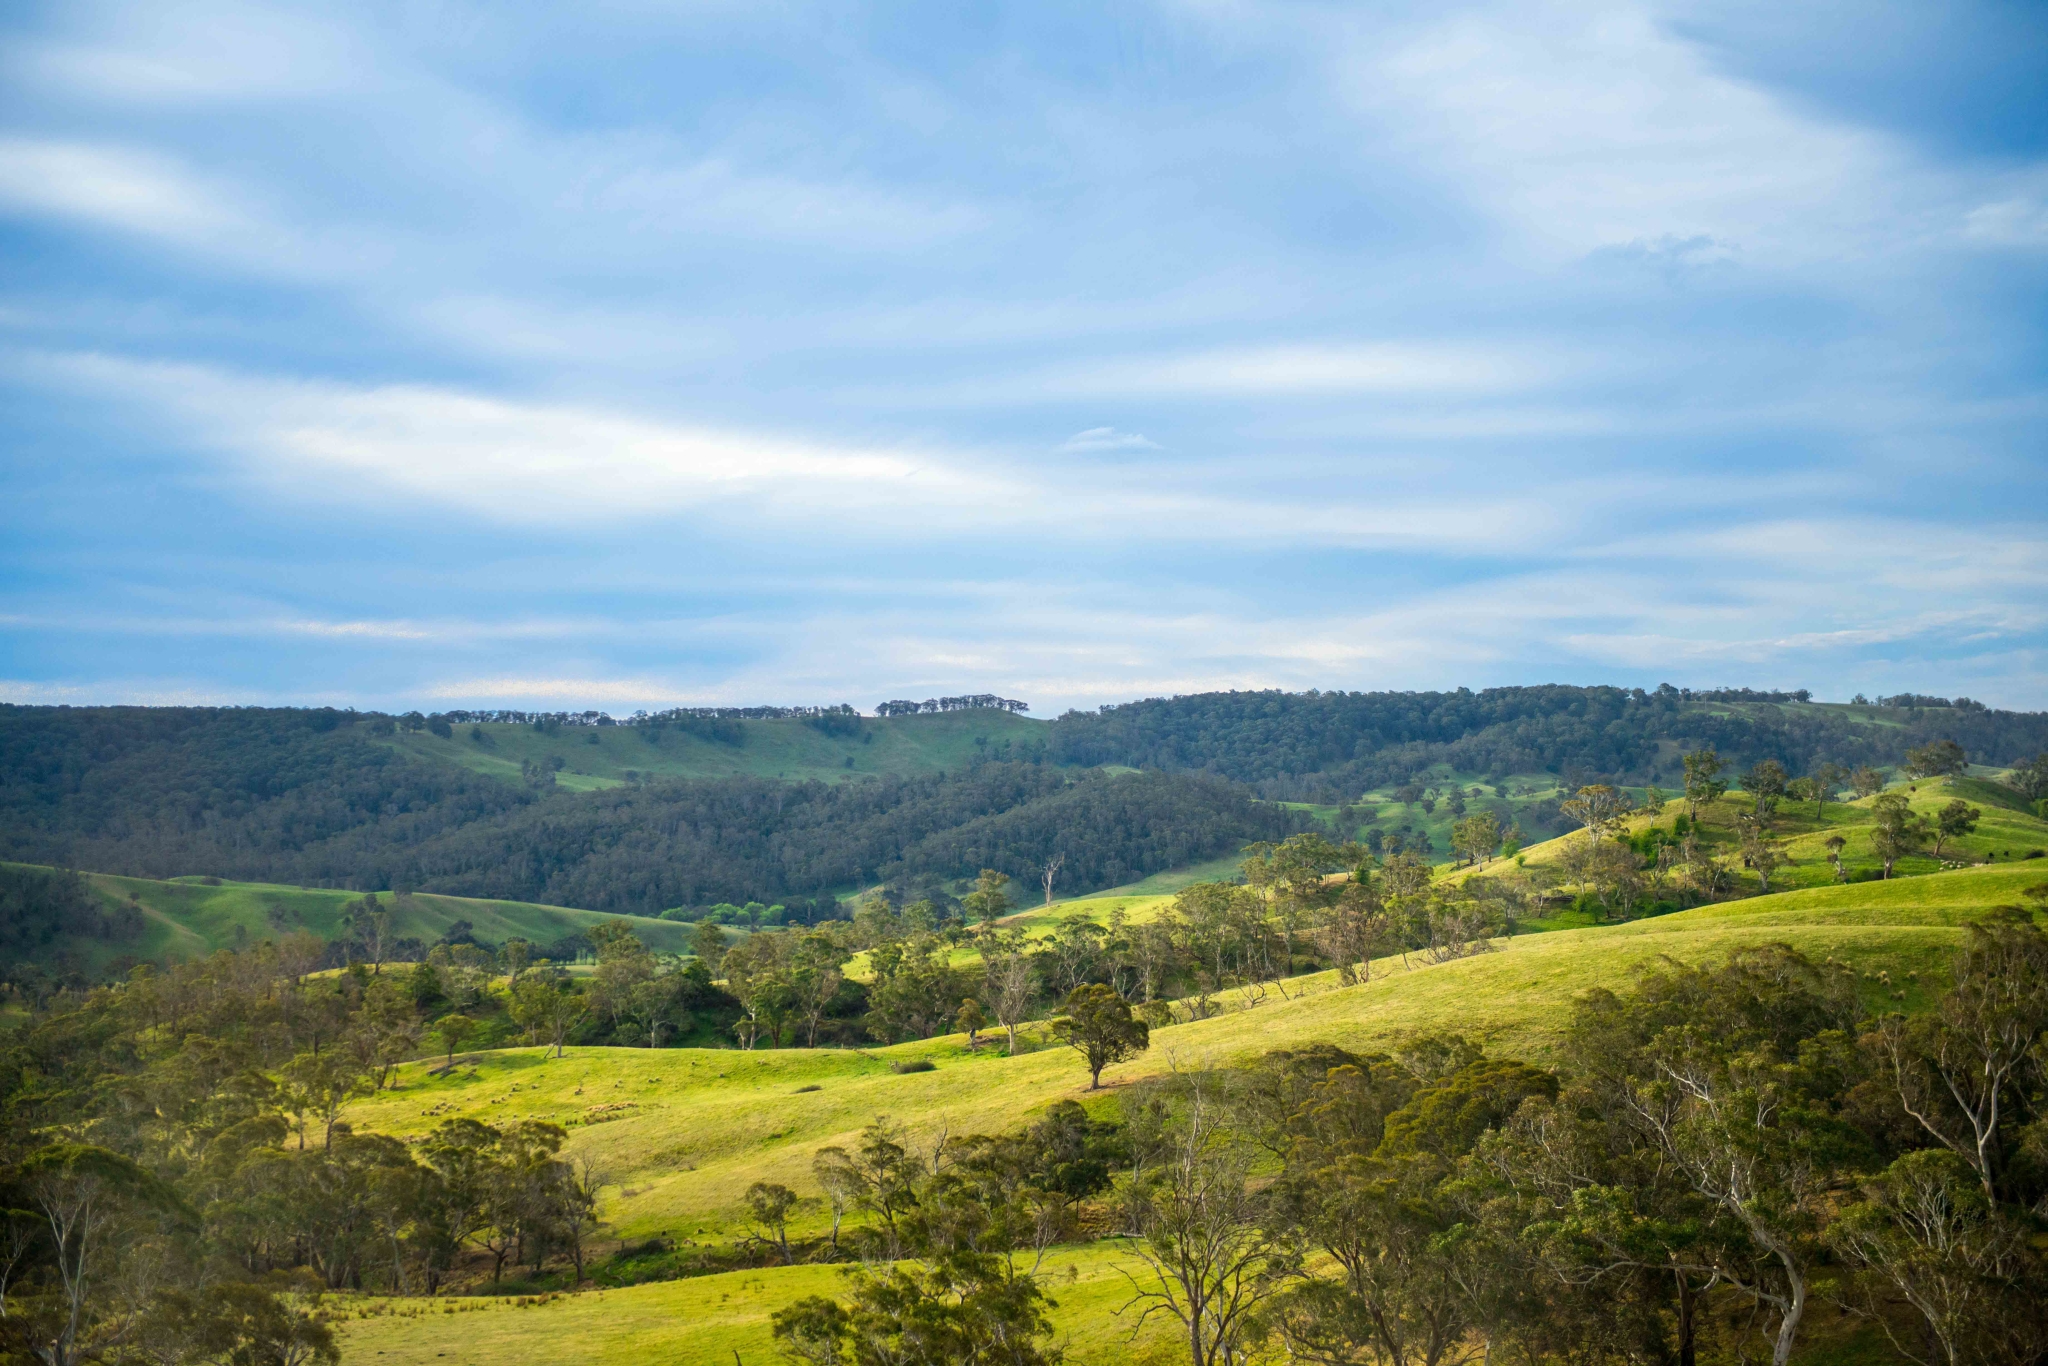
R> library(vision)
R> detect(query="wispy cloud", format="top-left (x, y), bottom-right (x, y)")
top-left (34, 353), bottom-right (1004, 525)
top-left (0, 138), bottom-right (240, 241)
top-left (1, 0), bottom-right (2042, 714)
top-left (1058, 426), bottom-right (1160, 453)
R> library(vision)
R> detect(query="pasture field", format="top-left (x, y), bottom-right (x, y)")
top-left (330, 1240), bottom-right (1184, 1366)
top-left (381, 710), bottom-right (1049, 789)
top-left (1495, 774), bottom-right (2048, 895)
top-left (343, 863), bottom-right (2039, 1245)
top-left (327, 863), bottom-right (2046, 1366)
top-left (8, 865), bottom-right (695, 971)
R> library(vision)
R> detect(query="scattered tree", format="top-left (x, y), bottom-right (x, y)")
top-left (1904, 739), bottom-right (1968, 780)
top-left (961, 869), bottom-right (1013, 925)
top-left (431, 1013), bottom-right (474, 1071)
top-left (744, 1181), bottom-right (798, 1265)
top-left (1869, 792), bottom-right (1926, 878)
top-left (1682, 749), bottom-right (1727, 819)
top-left (1741, 759), bottom-right (1788, 817)
top-left (1931, 799), bottom-right (1981, 858)
top-left (1052, 984), bottom-right (1149, 1089)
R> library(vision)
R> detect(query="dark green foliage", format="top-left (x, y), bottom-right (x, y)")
top-left (772, 1252), bottom-right (1061, 1366)
top-left (1049, 686), bottom-right (2048, 800)
top-left (0, 865), bottom-right (139, 956)
top-left (0, 705), bottom-right (529, 881)
top-left (1052, 983), bottom-right (1149, 1088)
top-left (0, 702), bottom-right (1303, 910)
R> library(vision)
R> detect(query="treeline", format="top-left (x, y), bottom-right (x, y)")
top-left (1049, 684), bottom-right (2048, 800)
top-left (0, 947), bottom-right (613, 1366)
top-left (874, 695), bottom-right (1030, 716)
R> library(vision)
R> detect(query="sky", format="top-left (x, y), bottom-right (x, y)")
top-left (2, 0), bottom-right (2045, 718)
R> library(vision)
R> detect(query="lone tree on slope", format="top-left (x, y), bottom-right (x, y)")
top-left (1053, 983), bottom-right (1150, 1089)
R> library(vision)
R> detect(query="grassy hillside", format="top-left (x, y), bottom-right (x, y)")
top-left (330, 862), bottom-right (2042, 1366)
top-left (5, 865), bottom-right (694, 973)
top-left (350, 872), bottom-right (2008, 1240)
top-left (385, 711), bottom-right (1050, 790)
top-left (1495, 773), bottom-right (2048, 896)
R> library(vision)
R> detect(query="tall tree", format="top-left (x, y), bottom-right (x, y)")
top-left (1051, 984), bottom-right (1149, 1089)
top-left (1904, 740), bottom-right (1968, 780)
top-left (1930, 799), bottom-right (1980, 858)
top-left (1868, 793), bottom-right (1926, 878)
top-left (1741, 759), bottom-right (1789, 817)
top-left (1681, 750), bottom-right (1726, 820)
top-left (961, 869), bottom-right (1013, 925)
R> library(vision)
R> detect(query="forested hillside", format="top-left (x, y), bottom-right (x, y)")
top-left (332, 766), bottom-right (1299, 912)
top-left (0, 699), bottom-right (1301, 914)
top-left (1051, 685), bottom-right (2048, 799)
top-left (5, 687), bottom-right (2042, 923)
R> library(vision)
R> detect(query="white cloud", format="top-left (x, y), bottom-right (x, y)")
top-left (888, 340), bottom-right (1563, 407)
top-left (36, 352), bottom-right (1007, 525)
top-left (8, 2), bottom-right (359, 102)
top-left (0, 138), bottom-right (239, 240)
top-left (1348, 0), bottom-right (1942, 263)
top-left (20, 350), bottom-right (1596, 550)
top-left (1964, 194), bottom-right (2048, 248)
top-left (1096, 342), bottom-right (1552, 395)
top-left (421, 676), bottom-right (715, 706)
top-left (1058, 426), bottom-right (1160, 452)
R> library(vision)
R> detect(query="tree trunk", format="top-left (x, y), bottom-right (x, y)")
top-left (1675, 1269), bottom-right (1697, 1366)
top-left (1771, 1270), bottom-right (1805, 1366)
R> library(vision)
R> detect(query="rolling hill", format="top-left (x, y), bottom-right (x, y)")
top-left (326, 860), bottom-right (2046, 1366)
top-left (0, 864), bottom-right (697, 977)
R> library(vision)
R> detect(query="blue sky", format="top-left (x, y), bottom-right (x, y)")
top-left (2, 0), bottom-right (2044, 716)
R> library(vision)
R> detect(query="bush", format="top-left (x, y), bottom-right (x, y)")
top-left (890, 1059), bottom-right (936, 1074)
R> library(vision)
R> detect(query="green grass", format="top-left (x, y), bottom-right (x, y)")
top-left (330, 1240), bottom-right (1180, 1366)
top-left (329, 863), bottom-right (2040, 1366)
top-left (9, 865), bottom-right (696, 971)
top-left (1487, 775), bottom-right (2048, 896)
top-left (384, 712), bottom-right (1051, 789)
top-left (343, 864), bottom-right (2035, 1248)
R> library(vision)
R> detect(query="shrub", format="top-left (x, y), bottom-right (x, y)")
top-left (890, 1059), bottom-right (936, 1074)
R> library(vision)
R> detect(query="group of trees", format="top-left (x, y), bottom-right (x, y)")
top-left (0, 865), bottom-right (144, 961)
top-left (0, 944), bottom-right (614, 1366)
top-left (1532, 739), bottom-right (2029, 916)
top-left (777, 916), bottom-right (2048, 1366)
top-left (873, 697), bottom-right (1031, 716)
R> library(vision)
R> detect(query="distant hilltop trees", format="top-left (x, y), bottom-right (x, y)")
top-left (431, 704), bottom-right (863, 727)
top-left (1871, 692), bottom-right (1989, 711)
top-left (427, 699), bottom-right (1028, 726)
top-left (1653, 684), bottom-right (1812, 703)
top-left (873, 695), bottom-right (1030, 716)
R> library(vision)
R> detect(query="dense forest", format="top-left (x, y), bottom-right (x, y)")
top-left (0, 699), bottom-right (1299, 911)
top-left (1050, 685), bottom-right (2048, 800)
top-left (327, 767), bottom-right (1299, 913)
